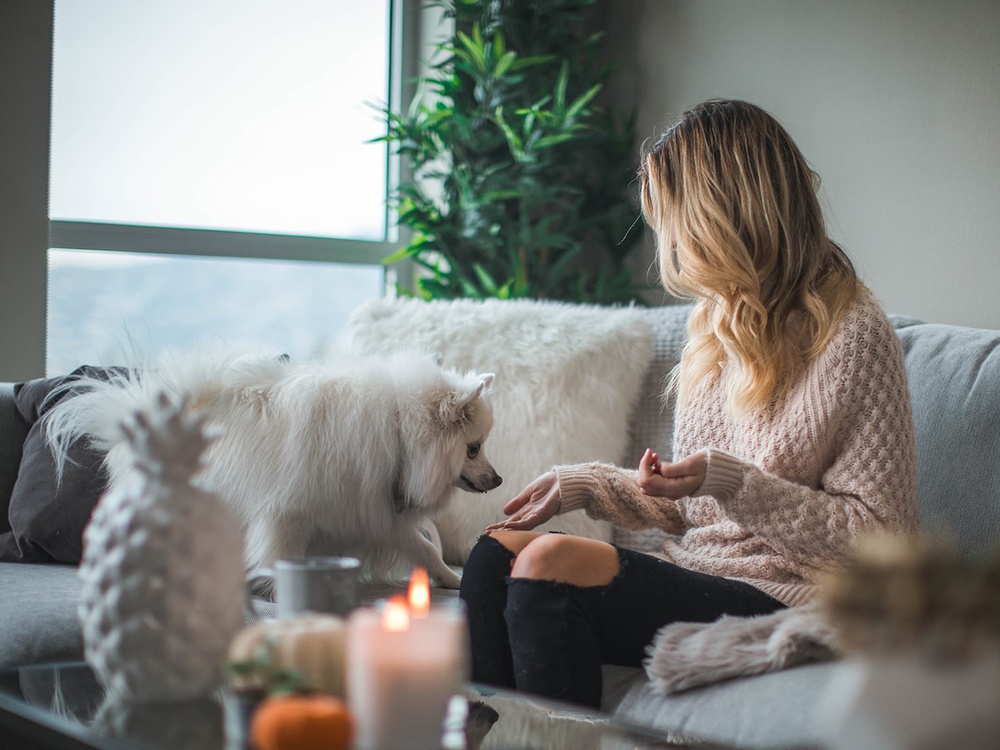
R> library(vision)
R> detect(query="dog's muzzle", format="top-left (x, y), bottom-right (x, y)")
top-left (461, 471), bottom-right (503, 493)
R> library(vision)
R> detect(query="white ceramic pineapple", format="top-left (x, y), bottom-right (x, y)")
top-left (78, 392), bottom-right (246, 702)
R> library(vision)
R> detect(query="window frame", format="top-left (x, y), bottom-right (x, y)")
top-left (0, 0), bottom-right (424, 381)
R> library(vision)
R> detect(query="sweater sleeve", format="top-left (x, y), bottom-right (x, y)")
top-left (553, 462), bottom-right (688, 535)
top-left (695, 308), bottom-right (920, 568)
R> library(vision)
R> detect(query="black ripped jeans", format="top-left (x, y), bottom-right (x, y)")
top-left (459, 534), bottom-right (786, 708)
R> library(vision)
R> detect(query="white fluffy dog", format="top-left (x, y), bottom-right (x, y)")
top-left (43, 349), bottom-right (502, 588)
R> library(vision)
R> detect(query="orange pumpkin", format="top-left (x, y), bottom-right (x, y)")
top-left (250, 694), bottom-right (355, 750)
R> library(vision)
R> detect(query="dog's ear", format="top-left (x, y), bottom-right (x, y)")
top-left (437, 373), bottom-right (494, 425)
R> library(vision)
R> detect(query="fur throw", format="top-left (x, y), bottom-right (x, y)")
top-left (348, 298), bottom-right (655, 564)
top-left (644, 603), bottom-right (842, 694)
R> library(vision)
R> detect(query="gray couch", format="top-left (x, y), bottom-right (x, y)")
top-left (2, 304), bottom-right (999, 749)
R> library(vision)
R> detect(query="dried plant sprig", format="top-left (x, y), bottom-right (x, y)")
top-left (819, 533), bottom-right (1000, 661)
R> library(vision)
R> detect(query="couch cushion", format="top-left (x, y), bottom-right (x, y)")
top-left (897, 324), bottom-right (1000, 559)
top-left (0, 367), bottom-right (122, 564)
top-left (349, 298), bottom-right (655, 564)
top-left (604, 661), bottom-right (837, 749)
top-left (0, 561), bottom-right (464, 668)
top-left (0, 562), bottom-right (84, 667)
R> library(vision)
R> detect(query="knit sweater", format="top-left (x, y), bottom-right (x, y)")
top-left (554, 295), bottom-right (919, 607)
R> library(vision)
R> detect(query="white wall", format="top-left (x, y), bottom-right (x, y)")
top-left (604, 0), bottom-right (1000, 328)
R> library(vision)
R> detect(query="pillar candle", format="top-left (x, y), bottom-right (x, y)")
top-left (347, 596), bottom-right (467, 750)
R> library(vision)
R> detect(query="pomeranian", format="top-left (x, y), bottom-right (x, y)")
top-left (44, 348), bottom-right (502, 588)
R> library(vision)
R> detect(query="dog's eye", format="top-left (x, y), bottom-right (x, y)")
top-left (467, 442), bottom-right (481, 459)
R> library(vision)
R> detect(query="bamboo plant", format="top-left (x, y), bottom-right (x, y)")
top-left (378, 0), bottom-right (644, 303)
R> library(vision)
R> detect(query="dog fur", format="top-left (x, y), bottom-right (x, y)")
top-left (43, 348), bottom-right (502, 588)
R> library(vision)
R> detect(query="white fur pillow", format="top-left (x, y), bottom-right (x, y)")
top-left (348, 298), bottom-right (655, 564)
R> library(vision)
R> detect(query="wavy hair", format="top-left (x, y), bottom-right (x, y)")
top-left (639, 99), bottom-right (865, 413)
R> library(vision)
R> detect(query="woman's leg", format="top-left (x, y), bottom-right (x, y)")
top-left (579, 546), bottom-right (787, 670)
top-left (501, 533), bottom-right (621, 706)
top-left (459, 531), bottom-right (544, 688)
top-left (501, 535), bottom-right (786, 707)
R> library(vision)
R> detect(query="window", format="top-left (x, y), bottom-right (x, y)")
top-left (46, 250), bottom-right (383, 374)
top-left (47, 0), bottom-right (404, 374)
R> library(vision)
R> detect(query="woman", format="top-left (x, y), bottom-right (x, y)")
top-left (458, 99), bottom-right (919, 708)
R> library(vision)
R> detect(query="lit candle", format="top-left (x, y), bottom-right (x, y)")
top-left (346, 568), bottom-right (467, 750)
top-left (408, 566), bottom-right (431, 617)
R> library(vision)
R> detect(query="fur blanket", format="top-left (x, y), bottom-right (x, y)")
top-left (644, 603), bottom-right (842, 694)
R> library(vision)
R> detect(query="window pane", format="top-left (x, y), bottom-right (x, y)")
top-left (50, 0), bottom-right (389, 239)
top-left (47, 249), bottom-right (383, 376)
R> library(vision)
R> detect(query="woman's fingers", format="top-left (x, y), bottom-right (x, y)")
top-left (502, 471), bottom-right (554, 514)
top-left (640, 451), bottom-right (707, 498)
top-left (488, 471), bottom-right (560, 532)
top-left (656, 451), bottom-right (707, 481)
top-left (639, 473), bottom-right (698, 499)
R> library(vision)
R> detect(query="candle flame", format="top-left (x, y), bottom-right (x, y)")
top-left (382, 596), bottom-right (410, 632)
top-left (408, 567), bottom-right (431, 618)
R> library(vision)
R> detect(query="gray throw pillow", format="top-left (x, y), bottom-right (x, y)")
top-left (0, 366), bottom-right (123, 564)
top-left (897, 324), bottom-right (1000, 559)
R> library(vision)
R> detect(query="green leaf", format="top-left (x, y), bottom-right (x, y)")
top-left (546, 243), bottom-right (583, 282)
top-left (493, 106), bottom-right (529, 162)
top-left (382, 245), bottom-right (418, 266)
top-left (459, 275), bottom-right (483, 297)
top-left (456, 26), bottom-right (487, 71)
top-left (565, 83), bottom-right (603, 122)
top-left (480, 189), bottom-right (522, 202)
top-left (554, 60), bottom-right (569, 115)
top-left (492, 29), bottom-right (506, 60)
top-left (493, 50), bottom-right (518, 79)
top-left (534, 133), bottom-right (576, 150)
top-left (472, 263), bottom-right (500, 295)
top-left (507, 54), bottom-right (557, 72)
top-left (414, 255), bottom-right (445, 273)
top-left (522, 110), bottom-right (537, 136)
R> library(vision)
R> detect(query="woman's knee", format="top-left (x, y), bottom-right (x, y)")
top-left (461, 534), bottom-right (514, 591)
top-left (488, 529), bottom-right (545, 556)
top-left (462, 531), bottom-right (544, 589)
top-left (511, 534), bottom-right (620, 587)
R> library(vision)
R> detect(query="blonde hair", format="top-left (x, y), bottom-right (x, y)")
top-left (639, 100), bottom-right (865, 413)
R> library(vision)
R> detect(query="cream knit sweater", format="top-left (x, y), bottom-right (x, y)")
top-left (555, 296), bottom-right (919, 607)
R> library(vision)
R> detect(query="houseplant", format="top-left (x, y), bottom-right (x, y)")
top-left (380, 0), bottom-right (644, 304)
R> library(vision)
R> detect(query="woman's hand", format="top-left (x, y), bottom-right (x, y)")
top-left (484, 471), bottom-right (562, 533)
top-left (637, 448), bottom-right (707, 500)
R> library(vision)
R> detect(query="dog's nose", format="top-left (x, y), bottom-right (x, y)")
top-left (492, 472), bottom-right (502, 488)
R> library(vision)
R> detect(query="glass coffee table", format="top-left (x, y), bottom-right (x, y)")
top-left (0, 661), bottom-right (737, 750)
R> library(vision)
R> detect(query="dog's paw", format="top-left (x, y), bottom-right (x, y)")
top-left (434, 568), bottom-right (462, 589)
top-left (465, 701), bottom-right (500, 750)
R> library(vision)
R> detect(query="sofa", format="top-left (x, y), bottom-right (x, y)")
top-left (2, 299), bottom-right (999, 749)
